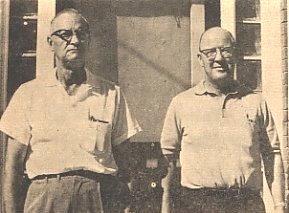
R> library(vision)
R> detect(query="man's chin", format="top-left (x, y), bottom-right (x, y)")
top-left (216, 76), bottom-right (234, 86)
top-left (64, 59), bottom-right (85, 70)
top-left (213, 73), bottom-right (229, 80)
top-left (212, 73), bottom-right (234, 84)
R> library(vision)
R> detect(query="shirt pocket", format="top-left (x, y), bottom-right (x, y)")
top-left (243, 109), bottom-right (258, 131)
top-left (235, 110), bottom-right (259, 146)
top-left (80, 121), bottom-right (112, 155)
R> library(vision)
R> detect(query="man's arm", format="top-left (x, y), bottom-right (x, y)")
top-left (260, 99), bottom-right (285, 213)
top-left (112, 140), bottom-right (133, 182)
top-left (263, 149), bottom-right (285, 213)
top-left (161, 154), bottom-right (176, 213)
top-left (160, 98), bottom-right (181, 213)
top-left (3, 137), bottom-right (28, 213)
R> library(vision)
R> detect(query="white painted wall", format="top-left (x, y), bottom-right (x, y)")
top-left (190, 3), bottom-right (205, 86)
top-left (36, 0), bottom-right (56, 77)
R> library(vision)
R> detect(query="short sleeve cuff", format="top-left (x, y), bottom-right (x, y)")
top-left (113, 125), bottom-right (142, 146)
top-left (161, 147), bottom-right (176, 155)
top-left (0, 125), bottom-right (30, 145)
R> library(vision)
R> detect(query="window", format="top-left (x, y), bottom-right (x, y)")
top-left (8, 0), bottom-right (38, 100)
top-left (236, 0), bottom-right (262, 91)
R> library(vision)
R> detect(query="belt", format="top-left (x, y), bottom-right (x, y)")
top-left (182, 187), bottom-right (260, 197)
top-left (32, 170), bottom-right (109, 181)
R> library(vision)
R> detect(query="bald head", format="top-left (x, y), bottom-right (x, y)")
top-left (199, 27), bottom-right (235, 51)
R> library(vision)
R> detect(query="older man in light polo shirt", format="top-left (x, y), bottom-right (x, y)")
top-left (160, 27), bottom-right (285, 213)
top-left (1, 8), bottom-right (141, 213)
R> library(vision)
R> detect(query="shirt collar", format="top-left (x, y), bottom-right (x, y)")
top-left (40, 67), bottom-right (102, 89)
top-left (194, 79), bottom-right (250, 96)
top-left (39, 67), bottom-right (60, 87)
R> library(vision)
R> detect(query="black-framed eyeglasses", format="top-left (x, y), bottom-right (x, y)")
top-left (51, 29), bottom-right (89, 44)
top-left (200, 46), bottom-right (235, 60)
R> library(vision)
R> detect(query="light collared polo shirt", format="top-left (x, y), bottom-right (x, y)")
top-left (0, 69), bottom-right (141, 179)
top-left (161, 80), bottom-right (280, 190)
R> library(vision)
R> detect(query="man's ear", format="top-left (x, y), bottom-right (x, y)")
top-left (197, 53), bottom-right (204, 67)
top-left (47, 36), bottom-right (54, 51)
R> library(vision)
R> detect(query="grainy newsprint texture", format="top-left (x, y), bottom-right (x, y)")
top-left (0, 1), bottom-right (288, 213)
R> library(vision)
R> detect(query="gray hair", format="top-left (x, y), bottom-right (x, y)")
top-left (50, 8), bottom-right (90, 32)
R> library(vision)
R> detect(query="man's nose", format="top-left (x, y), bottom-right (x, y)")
top-left (214, 48), bottom-right (224, 61)
top-left (70, 33), bottom-right (80, 45)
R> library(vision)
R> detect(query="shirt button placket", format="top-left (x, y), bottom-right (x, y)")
top-left (222, 94), bottom-right (231, 118)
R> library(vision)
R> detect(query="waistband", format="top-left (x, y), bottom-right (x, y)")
top-left (182, 187), bottom-right (260, 197)
top-left (31, 170), bottom-right (111, 181)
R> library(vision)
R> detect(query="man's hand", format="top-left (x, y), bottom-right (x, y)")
top-left (274, 203), bottom-right (285, 213)
top-left (161, 154), bottom-right (176, 213)
top-left (4, 137), bottom-right (28, 213)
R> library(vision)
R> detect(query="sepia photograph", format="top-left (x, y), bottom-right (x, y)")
top-left (0, 0), bottom-right (288, 212)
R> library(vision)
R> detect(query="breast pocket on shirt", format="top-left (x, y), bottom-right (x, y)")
top-left (246, 115), bottom-right (256, 128)
top-left (80, 121), bottom-right (112, 154)
top-left (243, 109), bottom-right (258, 131)
top-left (237, 110), bottom-right (260, 144)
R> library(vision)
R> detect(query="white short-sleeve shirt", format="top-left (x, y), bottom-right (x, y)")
top-left (0, 69), bottom-right (141, 179)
